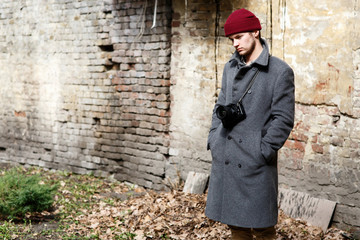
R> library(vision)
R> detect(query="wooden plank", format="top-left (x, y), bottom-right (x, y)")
top-left (183, 171), bottom-right (209, 194)
top-left (278, 188), bottom-right (337, 232)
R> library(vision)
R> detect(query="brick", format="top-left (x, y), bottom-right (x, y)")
top-left (311, 143), bottom-right (324, 154)
top-left (138, 165), bottom-right (164, 176)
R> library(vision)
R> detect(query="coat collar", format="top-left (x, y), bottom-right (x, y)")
top-left (229, 38), bottom-right (270, 68)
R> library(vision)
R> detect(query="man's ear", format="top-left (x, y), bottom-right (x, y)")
top-left (253, 30), bottom-right (260, 38)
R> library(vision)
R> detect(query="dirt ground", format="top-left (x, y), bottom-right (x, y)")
top-left (0, 166), bottom-right (355, 239)
top-left (14, 189), bottom-right (351, 240)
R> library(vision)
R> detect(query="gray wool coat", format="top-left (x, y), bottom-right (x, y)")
top-left (205, 38), bottom-right (295, 228)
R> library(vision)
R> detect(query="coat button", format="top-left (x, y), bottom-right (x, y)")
top-left (248, 90), bottom-right (252, 94)
top-left (238, 138), bottom-right (242, 143)
top-left (227, 136), bottom-right (232, 140)
top-left (238, 164), bottom-right (242, 168)
top-left (225, 160), bottom-right (230, 165)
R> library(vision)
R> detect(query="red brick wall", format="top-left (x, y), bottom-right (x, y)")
top-left (96, 0), bottom-right (172, 189)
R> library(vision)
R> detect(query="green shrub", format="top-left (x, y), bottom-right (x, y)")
top-left (0, 168), bottom-right (58, 219)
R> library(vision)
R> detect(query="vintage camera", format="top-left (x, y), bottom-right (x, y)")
top-left (216, 103), bottom-right (246, 129)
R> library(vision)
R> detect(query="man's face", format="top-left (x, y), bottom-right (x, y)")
top-left (229, 32), bottom-right (256, 57)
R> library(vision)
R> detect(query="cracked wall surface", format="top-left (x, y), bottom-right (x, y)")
top-left (272, 0), bottom-right (360, 117)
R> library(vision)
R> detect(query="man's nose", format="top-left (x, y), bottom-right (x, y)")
top-left (233, 39), bottom-right (239, 47)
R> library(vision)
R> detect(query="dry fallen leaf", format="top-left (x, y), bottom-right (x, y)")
top-left (17, 167), bottom-right (349, 240)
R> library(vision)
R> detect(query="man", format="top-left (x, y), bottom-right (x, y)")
top-left (205, 8), bottom-right (295, 240)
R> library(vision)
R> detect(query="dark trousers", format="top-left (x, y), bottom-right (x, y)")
top-left (228, 225), bottom-right (276, 240)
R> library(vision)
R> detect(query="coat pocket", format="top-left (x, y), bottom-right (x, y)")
top-left (234, 130), bottom-right (266, 168)
top-left (209, 127), bottom-right (225, 165)
top-left (250, 131), bottom-right (267, 167)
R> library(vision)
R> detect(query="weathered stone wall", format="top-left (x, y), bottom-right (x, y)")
top-left (0, 0), bottom-right (359, 232)
top-left (167, 0), bottom-right (219, 179)
top-left (0, 0), bottom-right (172, 190)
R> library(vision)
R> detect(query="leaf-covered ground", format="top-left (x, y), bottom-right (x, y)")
top-left (0, 167), bottom-right (350, 239)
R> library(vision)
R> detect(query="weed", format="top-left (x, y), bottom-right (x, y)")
top-left (102, 198), bottom-right (115, 206)
top-left (0, 221), bottom-right (15, 239)
top-left (115, 232), bottom-right (136, 240)
top-left (161, 233), bottom-right (171, 239)
top-left (0, 167), bottom-right (58, 219)
top-left (0, 219), bottom-right (35, 239)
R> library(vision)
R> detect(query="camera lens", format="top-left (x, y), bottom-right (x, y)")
top-left (216, 106), bottom-right (227, 119)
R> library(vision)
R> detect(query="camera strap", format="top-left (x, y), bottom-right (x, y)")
top-left (237, 68), bottom-right (259, 106)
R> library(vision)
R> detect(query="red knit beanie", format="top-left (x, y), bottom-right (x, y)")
top-left (224, 9), bottom-right (262, 37)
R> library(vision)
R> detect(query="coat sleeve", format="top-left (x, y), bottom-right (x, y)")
top-left (261, 66), bottom-right (295, 160)
top-left (207, 67), bottom-right (227, 150)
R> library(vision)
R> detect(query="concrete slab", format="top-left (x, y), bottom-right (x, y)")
top-left (278, 188), bottom-right (337, 232)
top-left (183, 171), bottom-right (209, 194)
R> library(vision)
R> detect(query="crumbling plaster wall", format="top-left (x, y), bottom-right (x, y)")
top-left (170, 0), bottom-right (360, 231)
top-left (274, 1), bottom-right (360, 231)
